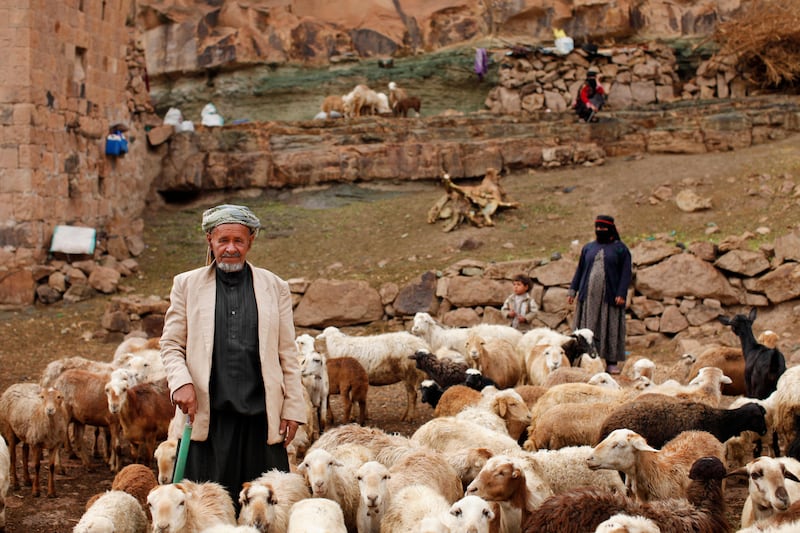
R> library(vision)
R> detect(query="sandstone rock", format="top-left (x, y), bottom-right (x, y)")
top-left (675, 189), bottom-right (712, 212)
top-left (379, 282), bottom-right (399, 305)
top-left (629, 296), bottom-right (665, 319)
top-left (89, 266), bottom-right (121, 294)
top-left (141, 314), bottom-right (166, 337)
top-left (627, 319), bottom-right (647, 336)
top-left (48, 271), bottom-right (67, 292)
top-left (714, 249), bottom-right (770, 277)
top-left (635, 253), bottom-right (740, 304)
top-left (643, 316), bottom-right (661, 331)
top-left (31, 265), bottom-right (55, 282)
top-left (63, 283), bottom-right (96, 303)
top-left (114, 294), bottom-right (170, 315)
top-left (444, 276), bottom-right (510, 308)
top-left (36, 285), bottom-right (62, 304)
top-left (0, 270), bottom-right (35, 306)
top-left (101, 309), bottom-right (131, 333)
top-left (541, 286), bottom-right (569, 314)
top-left (630, 240), bottom-right (681, 266)
top-left (774, 231), bottom-right (800, 264)
top-left (294, 279), bottom-right (384, 327)
top-left (147, 125), bottom-right (174, 146)
top-left (532, 259), bottom-right (576, 286)
top-left (683, 298), bottom-right (723, 326)
top-left (483, 259), bottom-right (538, 280)
top-left (659, 305), bottom-right (689, 333)
top-left (288, 278), bottom-right (311, 293)
top-left (106, 235), bottom-right (130, 261)
top-left (125, 235), bottom-right (147, 257)
top-left (481, 306), bottom-right (507, 325)
top-left (533, 310), bottom-right (568, 329)
top-left (442, 307), bottom-right (480, 327)
top-left (393, 271), bottom-right (439, 317)
top-left (753, 262), bottom-right (800, 304)
top-left (688, 241), bottom-right (717, 262)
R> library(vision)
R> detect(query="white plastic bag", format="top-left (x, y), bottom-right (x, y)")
top-left (163, 107), bottom-right (183, 126)
top-left (201, 103), bottom-right (224, 127)
top-left (555, 36), bottom-right (574, 55)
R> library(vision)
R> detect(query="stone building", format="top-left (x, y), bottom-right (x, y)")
top-left (0, 0), bottom-right (156, 306)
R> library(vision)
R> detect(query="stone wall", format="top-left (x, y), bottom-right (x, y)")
top-left (150, 95), bottom-right (800, 195)
top-left (485, 43), bottom-right (682, 114)
top-left (105, 229), bottom-right (800, 361)
top-left (0, 1), bottom-right (161, 306)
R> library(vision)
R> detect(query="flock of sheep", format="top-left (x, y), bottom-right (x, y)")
top-left (317, 82), bottom-right (421, 120)
top-left (1, 307), bottom-right (800, 532)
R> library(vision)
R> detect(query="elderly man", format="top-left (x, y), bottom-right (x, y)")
top-left (160, 204), bottom-right (307, 506)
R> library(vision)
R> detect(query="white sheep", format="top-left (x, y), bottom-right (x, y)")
top-left (295, 333), bottom-right (318, 357)
top-left (316, 327), bottom-right (428, 421)
top-left (123, 349), bottom-right (167, 383)
top-left (411, 312), bottom-right (522, 356)
top-left (299, 350), bottom-right (329, 431)
top-left (199, 526), bottom-right (260, 533)
top-left (74, 490), bottom-right (148, 533)
top-left (521, 446), bottom-right (626, 496)
top-left (147, 480), bottom-right (236, 533)
top-left (527, 382), bottom-right (629, 428)
top-left (588, 428), bottom-right (725, 502)
top-left (296, 448), bottom-right (362, 532)
top-left (238, 469), bottom-right (310, 533)
top-left (773, 366), bottom-right (800, 455)
top-left (40, 356), bottom-right (115, 388)
top-left (286, 498), bottom-right (347, 533)
top-left (732, 456), bottom-right (800, 528)
top-left (594, 513), bottom-right (662, 533)
top-left (308, 424), bottom-right (414, 468)
top-left (464, 333), bottom-right (523, 389)
top-left (379, 484), bottom-right (451, 533)
top-left (641, 366), bottom-right (731, 407)
top-left (411, 416), bottom-right (520, 455)
top-left (524, 343), bottom-right (569, 386)
top-left (439, 495), bottom-right (496, 533)
top-left (0, 383), bottom-right (69, 497)
top-left (0, 435), bottom-right (9, 530)
top-left (154, 439), bottom-right (178, 484)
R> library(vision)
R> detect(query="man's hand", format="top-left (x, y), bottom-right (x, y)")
top-left (280, 419), bottom-right (300, 448)
top-left (172, 383), bottom-right (197, 423)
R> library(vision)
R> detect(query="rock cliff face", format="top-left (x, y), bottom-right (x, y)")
top-left (138, 0), bottom-right (746, 78)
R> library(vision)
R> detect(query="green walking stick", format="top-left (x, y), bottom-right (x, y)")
top-left (172, 415), bottom-right (192, 483)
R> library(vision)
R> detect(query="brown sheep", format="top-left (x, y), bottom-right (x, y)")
top-left (465, 333), bottom-right (523, 389)
top-left (0, 384), bottom-right (69, 497)
top-left (111, 463), bottom-right (157, 510)
top-left (388, 81), bottom-right (408, 110)
top-left (393, 95), bottom-right (421, 117)
top-left (434, 384), bottom-right (481, 417)
top-left (321, 95), bottom-right (345, 115)
top-left (686, 345), bottom-right (746, 396)
top-left (326, 357), bottom-right (369, 426)
top-left (106, 378), bottom-right (173, 466)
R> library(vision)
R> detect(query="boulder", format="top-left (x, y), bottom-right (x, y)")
top-left (753, 262), bottom-right (800, 304)
top-left (394, 271), bottom-right (439, 316)
top-left (630, 240), bottom-right (682, 266)
top-left (444, 276), bottom-right (510, 308)
top-left (88, 266), bottom-right (121, 294)
top-left (293, 279), bottom-right (383, 327)
top-left (0, 270), bottom-right (35, 307)
top-left (714, 250), bottom-right (770, 277)
top-left (635, 253), bottom-right (740, 304)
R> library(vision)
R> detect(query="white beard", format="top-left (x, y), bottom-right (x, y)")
top-left (217, 261), bottom-right (245, 273)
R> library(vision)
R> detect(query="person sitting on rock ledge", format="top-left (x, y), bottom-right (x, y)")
top-left (574, 69), bottom-right (606, 123)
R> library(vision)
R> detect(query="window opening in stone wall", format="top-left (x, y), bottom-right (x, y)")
top-left (72, 47), bottom-right (87, 99)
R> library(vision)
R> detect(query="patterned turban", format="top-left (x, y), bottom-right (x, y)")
top-left (201, 204), bottom-right (261, 234)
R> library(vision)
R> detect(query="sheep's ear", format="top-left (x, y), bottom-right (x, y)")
top-left (629, 436), bottom-right (657, 452)
top-left (496, 398), bottom-right (508, 418)
top-left (721, 375), bottom-right (733, 384)
top-left (726, 467), bottom-right (749, 478)
top-left (784, 470), bottom-right (800, 483)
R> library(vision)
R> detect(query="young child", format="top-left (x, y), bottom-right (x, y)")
top-left (501, 274), bottom-right (538, 331)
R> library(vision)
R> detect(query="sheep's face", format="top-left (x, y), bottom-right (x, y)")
top-left (588, 429), bottom-right (652, 472)
top-left (148, 484), bottom-right (189, 533)
top-left (544, 346), bottom-right (566, 371)
top-left (466, 457), bottom-right (523, 501)
top-left (465, 336), bottom-right (484, 360)
top-left (105, 379), bottom-right (129, 414)
top-left (411, 313), bottom-right (434, 336)
top-left (445, 495), bottom-right (495, 533)
top-left (298, 451), bottom-right (341, 497)
top-left (301, 353), bottom-right (325, 378)
top-left (356, 462), bottom-right (389, 509)
top-left (744, 457), bottom-right (800, 512)
top-left (238, 482), bottom-right (278, 531)
top-left (154, 440), bottom-right (177, 485)
top-left (41, 388), bottom-right (63, 417)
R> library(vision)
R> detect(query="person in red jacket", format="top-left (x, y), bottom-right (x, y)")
top-left (574, 69), bottom-right (606, 122)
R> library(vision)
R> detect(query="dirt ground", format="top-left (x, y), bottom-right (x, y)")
top-left (3, 133), bottom-right (800, 531)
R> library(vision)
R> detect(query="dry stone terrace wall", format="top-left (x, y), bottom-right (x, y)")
top-left (152, 95), bottom-right (800, 194)
top-left (101, 230), bottom-right (800, 362)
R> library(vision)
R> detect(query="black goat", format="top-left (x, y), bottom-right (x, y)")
top-left (718, 307), bottom-right (785, 399)
top-left (464, 368), bottom-right (498, 391)
top-left (564, 328), bottom-right (600, 366)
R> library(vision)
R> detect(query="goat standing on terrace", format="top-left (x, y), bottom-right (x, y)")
top-left (718, 307), bottom-right (786, 400)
